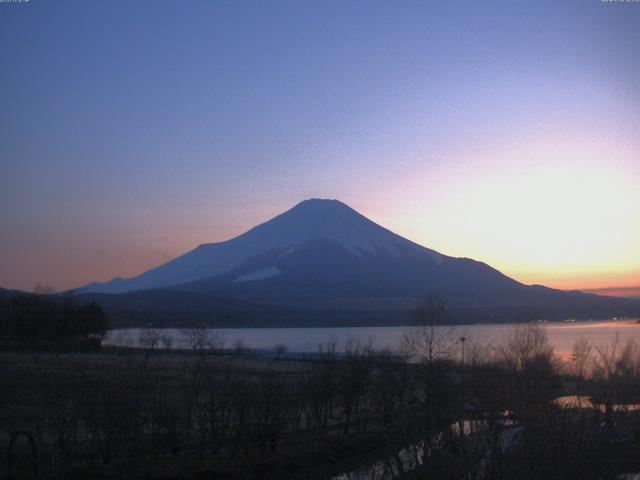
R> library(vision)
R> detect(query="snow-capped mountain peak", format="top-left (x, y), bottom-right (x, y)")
top-left (79, 199), bottom-right (443, 294)
top-left (230, 198), bottom-right (431, 256)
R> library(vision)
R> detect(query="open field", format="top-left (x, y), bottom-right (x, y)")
top-left (4, 324), bottom-right (640, 479)
top-left (0, 349), bottom-right (428, 479)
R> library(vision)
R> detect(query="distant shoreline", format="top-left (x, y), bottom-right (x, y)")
top-left (103, 319), bottom-right (640, 357)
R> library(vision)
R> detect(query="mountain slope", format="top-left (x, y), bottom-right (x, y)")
top-left (177, 237), bottom-right (524, 308)
top-left (81, 199), bottom-right (451, 294)
top-left (77, 199), bottom-right (640, 323)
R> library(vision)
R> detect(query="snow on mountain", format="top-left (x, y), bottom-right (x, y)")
top-left (73, 199), bottom-right (640, 323)
top-left (80, 199), bottom-right (444, 294)
top-left (232, 267), bottom-right (281, 283)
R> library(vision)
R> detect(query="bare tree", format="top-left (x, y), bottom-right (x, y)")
top-left (592, 335), bottom-right (640, 381)
top-left (139, 328), bottom-right (163, 350)
top-left (493, 323), bottom-right (555, 372)
top-left (404, 293), bottom-right (455, 363)
top-left (181, 324), bottom-right (211, 354)
top-left (232, 338), bottom-right (249, 355)
top-left (274, 342), bottom-right (288, 359)
top-left (591, 336), bottom-right (640, 420)
top-left (160, 334), bottom-right (173, 350)
top-left (570, 336), bottom-right (593, 383)
top-left (209, 329), bottom-right (227, 354)
top-left (402, 294), bottom-right (459, 461)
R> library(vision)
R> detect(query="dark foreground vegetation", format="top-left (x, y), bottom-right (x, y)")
top-left (0, 295), bottom-right (108, 350)
top-left (3, 319), bottom-right (640, 480)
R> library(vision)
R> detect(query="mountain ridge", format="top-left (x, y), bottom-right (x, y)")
top-left (67, 198), bottom-right (640, 325)
top-left (80, 199), bottom-right (450, 294)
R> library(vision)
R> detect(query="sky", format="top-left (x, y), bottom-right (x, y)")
top-left (1, 0), bottom-right (639, 294)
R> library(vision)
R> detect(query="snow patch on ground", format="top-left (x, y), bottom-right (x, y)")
top-left (233, 267), bottom-right (281, 283)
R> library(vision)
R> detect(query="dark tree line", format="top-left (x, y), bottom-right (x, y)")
top-left (0, 294), bottom-right (109, 349)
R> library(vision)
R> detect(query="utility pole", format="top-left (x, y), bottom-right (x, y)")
top-left (459, 336), bottom-right (467, 437)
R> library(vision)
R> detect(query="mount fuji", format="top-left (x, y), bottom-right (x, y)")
top-left (76, 199), bottom-right (639, 326)
top-left (80, 199), bottom-right (513, 298)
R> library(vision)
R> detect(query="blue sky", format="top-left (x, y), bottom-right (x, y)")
top-left (1, 0), bottom-right (639, 291)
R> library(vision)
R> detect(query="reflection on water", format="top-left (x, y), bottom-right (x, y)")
top-left (104, 319), bottom-right (640, 356)
top-left (332, 443), bottom-right (424, 480)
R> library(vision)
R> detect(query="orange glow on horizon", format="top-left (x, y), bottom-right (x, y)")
top-left (374, 134), bottom-right (640, 297)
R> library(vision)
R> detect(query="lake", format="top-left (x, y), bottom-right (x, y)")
top-left (103, 319), bottom-right (640, 356)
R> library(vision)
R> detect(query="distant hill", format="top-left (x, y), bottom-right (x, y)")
top-left (73, 288), bottom-right (638, 329)
top-left (0, 287), bottom-right (34, 301)
top-left (73, 289), bottom-right (415, 328)
top-left (69, 199), bottom-right (640, 327)
top-left (3, 287), bottom-right (639, 329)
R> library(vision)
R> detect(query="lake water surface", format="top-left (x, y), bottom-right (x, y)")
top-left (104, 319), bottom-right (640, 356)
